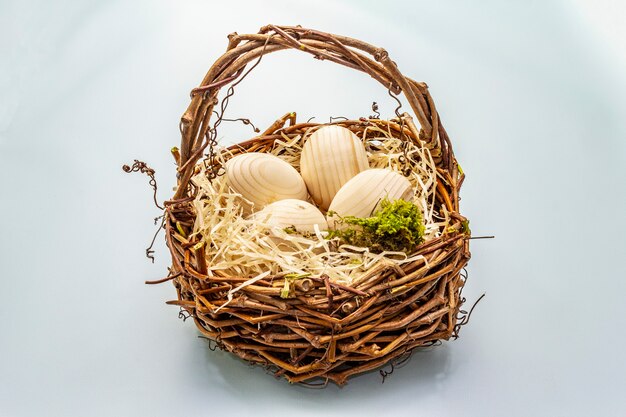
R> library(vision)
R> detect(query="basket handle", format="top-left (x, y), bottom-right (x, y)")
top-left (174, 24), bottom-right (451, 200)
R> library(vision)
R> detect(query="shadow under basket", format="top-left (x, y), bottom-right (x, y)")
top-left (159, 25), bottom-right (472, 386)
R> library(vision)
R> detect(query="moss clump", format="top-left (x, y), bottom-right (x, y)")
top-left (327, 199), bottom-right (425, 254)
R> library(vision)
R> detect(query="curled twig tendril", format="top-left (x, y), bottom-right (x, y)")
top-left (221, 117), bottom-right (261, 133)
top-left (370, 101), bottom-right (380, 119)
top-left (122, 160), bottom-right (164, 210)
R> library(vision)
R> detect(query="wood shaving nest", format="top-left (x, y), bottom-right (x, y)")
top-left (189, 121), bottom-right (451, 285)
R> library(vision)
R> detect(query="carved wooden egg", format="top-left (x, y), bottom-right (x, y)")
top-left (327, 168), bottom-right (414, 227)
top-left (224, 152), bottom-right (308, 210)
top-left (300, 125), bottom-right (369, 211)
top-left (252, 199), bottom-right (328, 234)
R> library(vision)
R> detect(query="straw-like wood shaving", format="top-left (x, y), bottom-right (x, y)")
top-left (190, 121), bottom-right (450, 285)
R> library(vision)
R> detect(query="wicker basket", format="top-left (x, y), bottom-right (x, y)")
top-left (151, 25), bottom-right (471, 386)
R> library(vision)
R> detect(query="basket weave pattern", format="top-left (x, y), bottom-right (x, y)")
top-left (163, 25), bottom-right (471, 385)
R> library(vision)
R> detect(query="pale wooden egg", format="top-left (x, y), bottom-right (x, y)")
top-left (225, 152), bottom-right (308, 210)
top-left (252, 199), bottom-right (328, 234)
top-left (300, 125), bottom-right (369, 211)
top-left (327, 168), bottom-right (414, 227)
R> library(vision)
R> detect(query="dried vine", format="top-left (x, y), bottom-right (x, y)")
top-left (122, 160), bottom-right (167, 262)
top-left (122, 160), bottom-right (163, 210)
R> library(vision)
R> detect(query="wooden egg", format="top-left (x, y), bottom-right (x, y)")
top-left (300, 125), bottom-right (369, 211)
top-left (225, 152), bottom-right (308, 209)
top-left (252, 199), bottom-right (328, 234)
top-left (327, 168), bottom-right (414, 227)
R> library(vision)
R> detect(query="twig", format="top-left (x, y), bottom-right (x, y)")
top-left (122, 160), bottom-right (164, 210)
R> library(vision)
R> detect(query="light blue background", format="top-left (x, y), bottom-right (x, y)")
top-left (1, 1), bottom-right (625, 416)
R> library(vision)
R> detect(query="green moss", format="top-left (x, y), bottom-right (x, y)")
top-left (461, 219), bottom-right (471, 235)
top-left (327, 199), bottom-right (426, 253)
top-left (280, 273), bottom-right (311, 299)
top-left (282, 226), bottom-right (297, 234)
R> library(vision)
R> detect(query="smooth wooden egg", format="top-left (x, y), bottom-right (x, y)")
top-left (225, 152), bottom-right (308, 210)
top-left (327, 169), bottom-right (414, 227)
top-left (300, 125), bottom-right (369, 211)
top-left (252, 199), bottom-right (328, 234)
